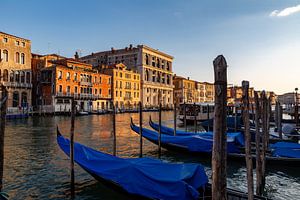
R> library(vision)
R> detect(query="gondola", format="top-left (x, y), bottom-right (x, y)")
top-left (57, 128), bottom-right (268, 200)
top-left (131, 119), bottom-right (300, 166)
top-left (149, 117), bottom-right (245, 146)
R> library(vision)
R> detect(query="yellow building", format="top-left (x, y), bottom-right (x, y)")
top-left (98, 63), bottom-right (140, 110)
top-left (0, 32), bottom-right (32, 113)
top-left (173, 76), bottom-right (196, 104)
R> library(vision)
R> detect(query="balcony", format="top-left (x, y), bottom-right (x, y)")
top-left (2, 82), bottom-right (32, 89)
top-left (124, 96), bottom-right (132, 101)
top-left (80, 81), bottom-right (93, 86)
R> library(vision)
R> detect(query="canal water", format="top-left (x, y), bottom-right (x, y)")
top-left (2, 112), bottom-right (300, 200)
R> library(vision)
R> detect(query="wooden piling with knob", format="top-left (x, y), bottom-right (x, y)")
top-left (112, 102), bottom-right (116, 156)
top-left (158, 103), bottom-right (162, 158)
top-left (194, 103), bottom-right (197, 133)
top-left (174, 102), bottom-right (177, 136)
top-left (242, 81), bottom-right (254, 199)
top-left (212, 55), bottom-right (228, 199)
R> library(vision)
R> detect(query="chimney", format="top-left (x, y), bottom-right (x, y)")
top-left (187, 77), bottom-right (190, 80)
top-left (74, 51), bottom-right (79, 60)
top-left (129, 44), bottom-right (133, 49)
top-left (111, 47), bottom-right (115, 53)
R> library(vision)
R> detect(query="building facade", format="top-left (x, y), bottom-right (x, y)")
top-left (98, 63), bottom-right (140, 110)
top-left (0, 32), bottom-right (32, 113)
top-left (173, 76), bottom-right (196, 104)
top-left (80, 45), bottom-right (174, 108)
top-left (32, 55), bottom-right (111, 113)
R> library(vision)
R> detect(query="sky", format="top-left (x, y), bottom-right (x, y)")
top-left (1, 0), bottom-right (300, 94)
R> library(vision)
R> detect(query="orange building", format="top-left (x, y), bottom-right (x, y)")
top-left (32, 54), bottom-right (111, 113)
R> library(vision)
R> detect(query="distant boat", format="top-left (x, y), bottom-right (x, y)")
top-left (177, 103), bottom-right (214, 124)
top-left (77, 111), bottom-right (89, 116)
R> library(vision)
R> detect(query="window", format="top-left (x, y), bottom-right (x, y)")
top-left (3, 38), bottom-right (8, 43)
top-left (3, 69), bottom-right (8, 81)
top-left (26, 72), bottom-right (30, 83)
top-left (100, 77), bottom-right (102, 83)
top-left (3, 50), bottom-right (8, 62)
top-left (94, 76), bottom-right (97, 83)
top-left (21, 92), bottom-right (27, 107)
top-left (108, 78), bottom-right (111, 84)
top-left (9, 71), bottom-right (14, 82)
top-left (58, 71), bottom-right (62, 79)
top-left (120, 72), bottom-right (122, 78)
top-left (100, 89), bottom-right (102, 94)
top-left (20, 71), bottom-right (25, 83)
top-left (120, 81), bottom-right (122, 88)
top-left (12, 91), bottom-right (19, 107)
top-left (59, 85), bottom-right (62, 93)
top-left (15, 71), bottom-right (20, 82)
top-left (95, 89), bottom-right (97, 94)
top-left (74, 73), bottom-right (77, 81)
top-left (16, 41), bottom-right (19, 46)
top-left (109, 89), bottom-right (111, 95)
top-left (22, 42), bottom-right (25, 47)
top-left (66, 72), bottom-right (70, 80)
top-left (21, 53), bottom-right (25, 64)
top-left (75, 86), bottom-right (78, 93)
top-left (116, 91), bottom-right (118, 97)
top-left (120, 91), bottom-right (122, 97)
top-left (67, 86), bottom-right (70, 93)
top-left (16, 52), bottom-right (20, 63)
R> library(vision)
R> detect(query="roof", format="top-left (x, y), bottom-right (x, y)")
top-left (0, 31), bottom-right (30, 42)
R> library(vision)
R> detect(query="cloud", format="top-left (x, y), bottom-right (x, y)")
top-left (270, 4), bottom-right (300, 17)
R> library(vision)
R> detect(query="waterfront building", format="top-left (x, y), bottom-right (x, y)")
top-left (0, 32), bottom-right (32, 113)
top-left (32, 54), bottom-right (111, 113)
top-left (277, 92), bottom-right (300, 106)
top-left (173, 76), bottom-right (196, 105)
top-left (98, 63), bottom-right (140, 110)
top-left (80, 44), bottom-right (174, 108)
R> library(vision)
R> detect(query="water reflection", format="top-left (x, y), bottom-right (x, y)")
top-left (2, 112), bottom-right (300, 199)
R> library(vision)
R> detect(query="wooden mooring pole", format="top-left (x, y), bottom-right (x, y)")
top-left (207, 104), bottom-right (210, 132)
top-left (0, 85), bottom-right (7, 192)
top-left (261, 91), bottom-right (268, 190)
top-left (70, 97), bottom-right (75, 199)
top-left (112, 102), bottom-right (116, 156)
top-left (139, 102), bottom-right (143, 158)
top-left (278, 104), bottom-right (282, 139)
top-left (254, 92), bottom-right (263, 196)
top-left (234, 105), bottom-right (237, 132)
top-left (212, 55), bottom-right (228, 199)
top-left (174, 102), bottom-right (177, 136)
top-left (194, 103), bottom-right (197, 133)
top-left (242, 81), bottom-right (254, 199)
top-left (158, 103), bottom-right (162, 158)
top-left (184, 102), bottom-right (187, 132)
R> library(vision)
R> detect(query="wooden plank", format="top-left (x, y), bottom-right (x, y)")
top-left (212, 55), bottom-right (228, 199)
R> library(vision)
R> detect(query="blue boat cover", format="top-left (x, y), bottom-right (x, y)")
top-left (149, 119), bottom-right (245, 146)
top-left (270, 142), bottom-right (300, 158)
top-left (201, 116), bottom-right (242, 130)
top-left (57, 134), bottom-right (208, 200)
top-left (132, 123), bottom-right (241, 153)
top-left (270, 142), bottom-right (300, 149)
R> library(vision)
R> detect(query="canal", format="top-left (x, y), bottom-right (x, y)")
top-left (2, 111), bottom-right (300, 199)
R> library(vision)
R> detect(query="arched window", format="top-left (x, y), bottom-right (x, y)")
top-left (156, 58), bottom-right (160, 68)
top-left (145, 70), bottom-right (149, 81)
top-left (157, 72), bottom-right (161, 83)
top-left (12, 91), bottom-right (19, 107)
top-left (20, 71), bottom-right (25, 83)
top-left (16, 52), bottom-right (20, 63)
top-left (3, 70), bottom-right (8, 82)
top-left (26, 72), bottom-right (30, 83)
top-left (15, 71), bottom-right (20, 82)
top-left (9, 71), bottom-right (14, 82)
top-left (3, 50), bottom-right (8, 62)
top-left (21, 92), bottom-right (27, 107)
top-left (21, 53), bottom-right (25, 64)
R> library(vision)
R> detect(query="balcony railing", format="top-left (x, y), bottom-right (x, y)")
top-left (56, 92), bottom-right (112, 100)
top-left (2, 82), bottom-right (32, 88)
top-left (80, 81), bottom-right (93, 86)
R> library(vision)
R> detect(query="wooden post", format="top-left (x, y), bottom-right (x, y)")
top-left (112, 102), bottom-right (116, 156)
top-left (261, 91), bottom-right (267, 190)
top-left (275, 101), bottom-right (279, 130)
top-left (0, 85), bottom-right (7, 192)
top-left (207, 104), bottom-right (210, 132)
top-left (158, 103), bottom-right (162, 158)
top-left (242, 81), bottom-right (254, 199)
top-left (184, 102), bottom-right (187, 132)
top-left (194, 103), bottom-right (197, 133)
top-left (278, 104), bottom-right (282, 139)
top-left (212, 55), bottom-right (228, 199)
top-left (174, 102), bottom-right (177, 136)
top-left (295, 89), bottom-right (299, 127)
top-left (254, 92), bottom-right (263, 196)
top-left (70, 97), bottom-right (75, 199)
top-left (234, 106), bottom-right (237, 132)
top-left (139, 102), bottom-right (143, 158)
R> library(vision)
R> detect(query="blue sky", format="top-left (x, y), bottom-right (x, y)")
top-left (1, 0), bottom-right (300, 94)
